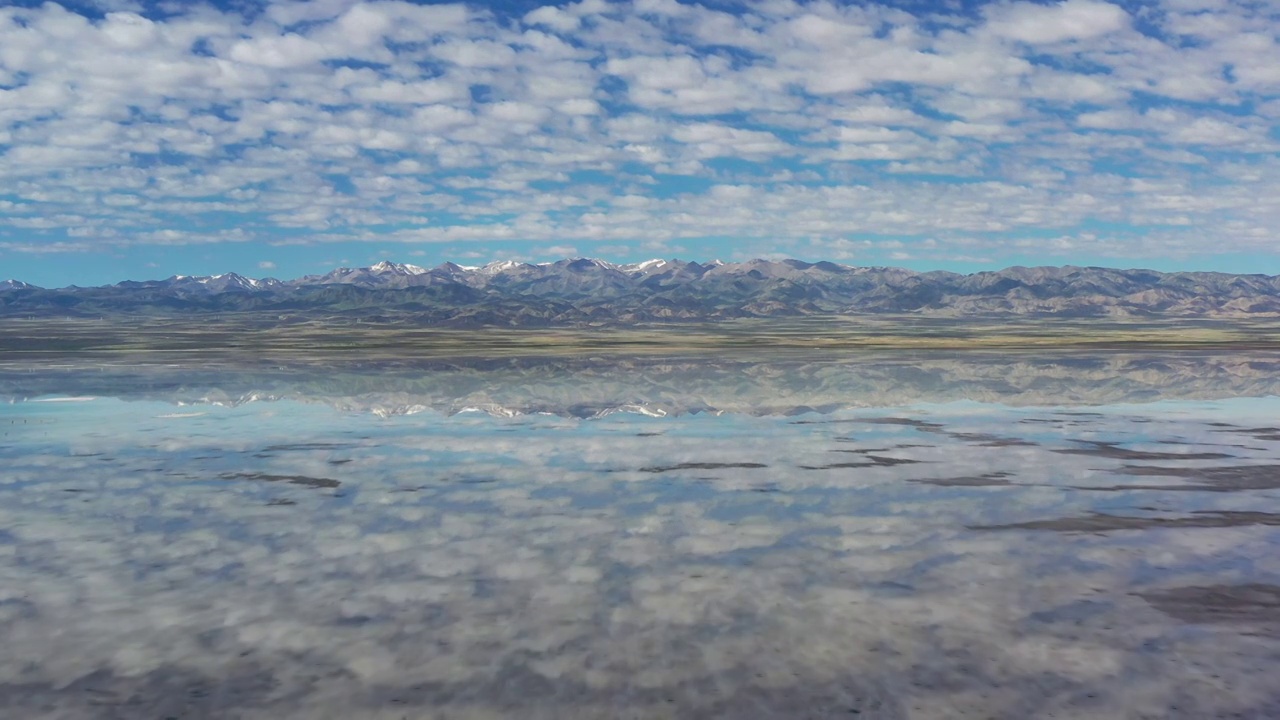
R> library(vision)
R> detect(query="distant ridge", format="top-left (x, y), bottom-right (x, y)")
top-left (3, 258), bottom-right (1280, 324)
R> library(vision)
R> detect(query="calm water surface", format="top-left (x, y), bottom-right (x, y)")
top-left (2, 352), bottom-right (1280, 719)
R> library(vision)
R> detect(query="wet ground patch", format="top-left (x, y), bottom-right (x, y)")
top-left (1106, 463), bottom-right (1280, 492)
top-left (637, 462), bottom-right (769, 473)
top-left (1139, 584), bottom-right (1280, 625)
top-left (971, 510), bottom-right (1280, 532)
top-left (1053, 440), bottom-right (1234, 461)
top-left (218, 471), bottom-right (341, 489)
top-left (800, 456), bottom-right (924, 470)
top-left (910, 471), bottom-right (1014, 487)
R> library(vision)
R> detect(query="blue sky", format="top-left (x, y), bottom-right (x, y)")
top-left (1, 0), bottom-right (1278, 287)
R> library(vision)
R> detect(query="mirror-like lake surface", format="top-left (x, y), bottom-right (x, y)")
top-left (3, 352), bottom-right (1280, 719)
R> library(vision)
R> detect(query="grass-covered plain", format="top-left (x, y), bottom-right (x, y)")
top-left (3, 315), bottom-right (1280, 359)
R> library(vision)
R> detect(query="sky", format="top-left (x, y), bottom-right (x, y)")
top-left (0, 0), bottom-right (1278, 287)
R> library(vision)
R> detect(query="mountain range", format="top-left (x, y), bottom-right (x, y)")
top-left (4, 258), bottom-right (1280, 324)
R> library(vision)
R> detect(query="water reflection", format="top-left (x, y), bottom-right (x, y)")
top-left (0, 352), bottom-right (1279, 718)
top-left (3, 351), bottom-right (1280, 418)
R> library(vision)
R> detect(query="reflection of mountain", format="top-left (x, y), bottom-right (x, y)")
top-left (3, 352), bottom-right (1280, 417)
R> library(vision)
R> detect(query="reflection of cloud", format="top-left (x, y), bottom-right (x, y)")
top-left (1, 389), bottom-right (1279, 717)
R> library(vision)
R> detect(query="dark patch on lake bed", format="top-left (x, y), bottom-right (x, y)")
top-left (801, 455), bottom-right (924, 470)
top-left (1139, 584), bottom-right (1280, 625)
top-left (637, 462), bottom-right (769, 473)
top-left (260, 441), bottom-right (356, 452)
top-left (971, 510), bottom-right (1280, 532)
top-left (218, 472), bottom-right (341, 489)
top-left (1211, 426), bottom-right (1280, 442)
top-left (944, 432), bottom-right (1038, 447)
top-left (1053, 441), bottom-right (1234, 461)
top-left (1109, 463), bottom-right (1280, 492)
top-left (0, 663), bottom-right (284, 720)
top-left (910, 472), bottom-right (1014, 487)
top-left (792, 417), bottom-right (943, 432)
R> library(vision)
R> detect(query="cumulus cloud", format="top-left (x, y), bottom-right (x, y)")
top-left (984, 0), bottom-right (1131, 44)
top-left (0, 0), bottom-right (1277, 269)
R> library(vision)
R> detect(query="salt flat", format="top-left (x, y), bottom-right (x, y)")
top-left (1, 352), bottom-right (1278, 718)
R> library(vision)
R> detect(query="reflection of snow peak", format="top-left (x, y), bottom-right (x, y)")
top-left (455, 405), bottom-right (522, 418)
top-left (20, 353), bottom-right (1280, 420)
top-left (167, 393), bottom-right (642, 418)
top-left (372, 405), bottom-right (428, 419)
top-left (607, 404), bottom-right (668, 418)
top-left (141, 392), bottom-right (697, 419)
top-left (448, 403), bottom-right (670, 419)
top-left (185, 392), bottom-right (283, 408)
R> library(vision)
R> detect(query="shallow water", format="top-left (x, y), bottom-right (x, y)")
top-left (2, 352), bottom-right (1280, 719)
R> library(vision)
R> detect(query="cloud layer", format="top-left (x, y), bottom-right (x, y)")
top-left (1, 0), bottom-right (1278, 269)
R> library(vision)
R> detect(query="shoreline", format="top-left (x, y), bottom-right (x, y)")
top-left (3, 316), bottom-right (1280, 357)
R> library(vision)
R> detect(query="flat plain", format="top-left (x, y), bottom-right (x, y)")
top-left (4, 315), bottom-right (1280, 359)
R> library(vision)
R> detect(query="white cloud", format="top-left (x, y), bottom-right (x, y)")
top-left (227, 33), bottom-right (331, 69)
top-left (524, 5), bottom-right (582, 33)
top-left (538, 244), bottom-right (579, 256)
top-left (1076, 109), bottom-right (1140, 130)
top-left (1165, 117), bottom-right (1258, 145)
top-left (984, 0), bottom-right (1131, 44)
top-left (0, 0), bottom-right (1276, 267)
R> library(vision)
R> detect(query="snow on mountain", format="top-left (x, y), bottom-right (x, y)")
top-left (618, 258), bottom-right (670, 274)
top-left (478, 259), bottom-right (528, 275)
top-left (301, 261), bottom-right (433, 287)
top-left (159, 272), bottom-right (280, 292)
top-left (17, 258), bottom-right (1280, 321)
top-left (370, 261), bottom-right (427, 275)
top-left (0, 279), bottom-right (36, 290)
top-left (563, 257), bottom-right (620, 271)
top-left (201, 273), bottom-right (264, 289)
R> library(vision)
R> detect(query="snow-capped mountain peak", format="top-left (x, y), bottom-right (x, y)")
top-left (0, 279), bottom-right (36, 289)
top-left (370, 261), bottom-right (426, 275)
top-left (566, 257), bottom-right (619, 270)
top-left (143, 272), bottom-right (282, 292)
top-left (617, 258), bottom-right (669, 274)
top-left (198, 272), bottom-right (246, 284)
top-left (480, 259), bottom-right (526, 274)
